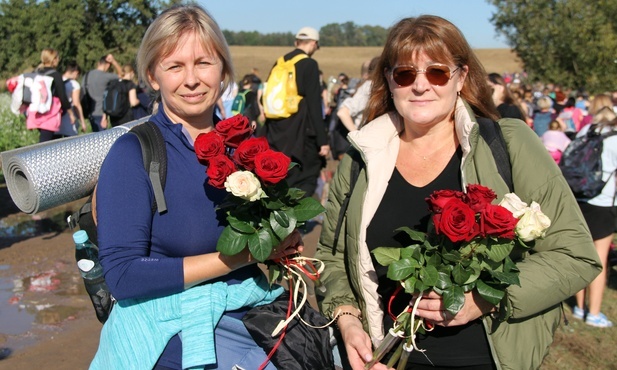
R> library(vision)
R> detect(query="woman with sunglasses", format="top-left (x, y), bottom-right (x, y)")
top-left (315, 15), bottom-right (600, 370)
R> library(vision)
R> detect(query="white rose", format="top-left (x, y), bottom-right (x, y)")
top-left (516, 201), bottom-right (551, 242)
top-left (498, 193), bottom-right (528, 218)
top-left (224, 171), bottom-right (266, 202)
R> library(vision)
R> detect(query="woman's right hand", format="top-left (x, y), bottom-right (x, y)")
top-left (338, 314), bottom-right (391, 370)
top-left (267, 229), bottom-right (303, 261)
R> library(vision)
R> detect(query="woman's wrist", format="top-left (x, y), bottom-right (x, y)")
top-left (334, 306), bottom-right (362, 328)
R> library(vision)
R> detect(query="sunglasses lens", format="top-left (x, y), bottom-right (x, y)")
top-left (426, 66), bottom-right (451, 86)
top-left (392, 67), bottom-right (416, 86)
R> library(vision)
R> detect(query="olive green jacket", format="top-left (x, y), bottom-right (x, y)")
top-left (315, 99), bottom-right (601, 370)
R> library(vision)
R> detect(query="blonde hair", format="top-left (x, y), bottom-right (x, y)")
top-left (121, 64), bottom-right (136, 82)
top-left (136, 4), bottom-right (233, 94)
top-left (364, 15), bottom-right (498, 125)
top-left (40, 48), bottom-right (59, 68)
top-left (589, 93), bottom-right (616, 124)
top-left (536, 96), bottom-right (552, 111)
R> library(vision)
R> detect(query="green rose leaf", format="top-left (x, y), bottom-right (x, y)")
top-left (452, 263), bottom-right (472, 286)
top-left (426, 253), bottom-right (441, 267)
top-left (486, 242), bottom-right (514, 262)
top-left (294, 197), bottom-right (326, 222)
top-left (264, 197), bottom-right (285, 210)
top-left (476, 280), bottom-right (505, 306)
top-left (435, 271), bottom-right (452, 290)
top-left (400, 245), bottom-right (420, 259)
top-left (465, 260), bottom-right (482, 284)
top-left (286, 186), bottom-right (305, 201)
top-left (491, 270), bottom-right (521, 286)
top-left (403, 276), bottom-right (417, 293)
top-left (372, 247), bottom-right (401, 266)
top-left (269, 264), bottom-right (281, 285)
top-left (395, 227), bottom-right (427, 242)
top-left (217, 227), bottom-right (249, 256)
top-left (228, 216), bottom-right (257, 234)
top-left (443, 285), bottom-right (465, 314)
top-left (420, 265), bottom-right (439, 286)
top-left (270, 209), bottom-right (297, 240)
top-left (248, 228), bottom-right (274, 263)
top-left (441, 249), bottom-right (462, 263)
top-left (503, 256), bottom-right (519, 273)
top-left (387, 258), bottom-right (418, 281)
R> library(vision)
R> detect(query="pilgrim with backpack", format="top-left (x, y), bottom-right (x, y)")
top-left (231, 74), bottom-right (261, 128)
top-left (102, 65), bottom-right (140, 127)
top-left (564, 93), bottom-right (617, 328)
top-left (6, 48), bottom-right (73, 142)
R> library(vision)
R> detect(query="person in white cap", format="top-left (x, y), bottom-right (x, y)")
top-left (258, 26), bottom-right (330, 198)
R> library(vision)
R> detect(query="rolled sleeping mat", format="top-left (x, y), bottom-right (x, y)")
top-left (1, 116), bottom-right (151, 214)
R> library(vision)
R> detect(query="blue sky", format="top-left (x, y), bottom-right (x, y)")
top-left (199, 0), bottom-right (508, 49)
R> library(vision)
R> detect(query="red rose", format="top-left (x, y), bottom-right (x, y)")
top-left (433, 198), bottom-right (480, 242)
top-left (466, 184), bottom-right (497, 212)
top-left (233, 136), bottom-right (270, 171)
top-left (254, 150), bottom-right (291, 185)
top-left (194, 131), bottom-right (225, 165)
top-left (480, 204), bottom-right (518, 239)
top-left (215, 114), bottom-right (252, 148)
top-left (206, 154), bottom-right (236, 189)
top-left (426, 189), bottom-right (465, 213)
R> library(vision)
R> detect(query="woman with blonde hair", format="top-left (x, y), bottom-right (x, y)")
top-left (91, 4), bottom-right (301, 369)
top-left (106, 64), bottom-right (142, 127)
top-left (532, 96), bottom-right (558, 136)
top-left (31, 48), bottom-right (73, 142)
top-left (580, 93), bottom-right (616, 129)
top-left (573, 93), bottom-right (617, 328)
top-left (316, 15), bottom-right (600, 369)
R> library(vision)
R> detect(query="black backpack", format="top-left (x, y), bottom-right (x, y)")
top-left (332, 117), bottom-right (513, 248)
top-left (102, 79), bottom-right (130, 118)
top-left (68, 120), bottom-right (168, 256)
top-left (80, 71), bottom-right (94, 117)
top-left (559, 124), bottom-right (617, 200)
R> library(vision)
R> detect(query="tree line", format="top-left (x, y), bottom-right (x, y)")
top-left (223, 22), bottom-right (389, 47)
top-left (0, 0), bottom-right (615, 94)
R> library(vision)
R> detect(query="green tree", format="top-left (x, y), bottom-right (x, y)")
top-left (222, 22), bottom-right (388, 47)
top-left (0, 0), bottom-right (177, 79)
top-left (488, 0), bottom-right (617, 93)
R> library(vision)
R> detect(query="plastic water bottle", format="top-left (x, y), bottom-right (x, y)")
top-left (73, 230), bottom-right (113, 323)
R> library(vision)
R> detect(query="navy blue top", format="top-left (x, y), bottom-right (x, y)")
top-left (96, 108), bottom-right (260, 368)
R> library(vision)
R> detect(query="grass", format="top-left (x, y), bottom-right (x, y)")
top-left (541, 257), bottom-right (617, 370)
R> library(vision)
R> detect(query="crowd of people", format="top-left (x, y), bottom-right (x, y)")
top-left (10, 3), bottom-right (616, 370)
top-left (13, 50), bottom-right (155, 143)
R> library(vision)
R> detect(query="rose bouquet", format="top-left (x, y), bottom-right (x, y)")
top-left (367, 184), bottom-right (551, 369)
top-left (194, 114), bottom-right (325, 264)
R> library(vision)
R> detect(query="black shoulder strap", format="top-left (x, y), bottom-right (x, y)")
top-left (129, 121), bottom-right (168, 214)
top-left (82, 71), bottom-right (90, 96)
top-left (477, 117), bottom-right (514, 193)
top-left (332, 148), bottom-right (364, 249)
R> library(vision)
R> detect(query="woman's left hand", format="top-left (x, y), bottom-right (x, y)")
top-left (412, 290), bottom-right (496, 327)
top-left (267, 229), bottom-right (304, 260)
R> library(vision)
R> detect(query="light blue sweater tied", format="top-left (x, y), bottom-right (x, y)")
top-left (90, 274), bottom-right (283, 370)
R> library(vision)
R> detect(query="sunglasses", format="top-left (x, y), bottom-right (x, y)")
top-left (389, 64), bottom-right (460, 87)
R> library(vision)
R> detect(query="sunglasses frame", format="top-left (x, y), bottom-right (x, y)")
top-left (388, 64), bottom-right (460, 87)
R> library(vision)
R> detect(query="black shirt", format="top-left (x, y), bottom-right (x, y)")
top-left (366, 147), bottom-right (494, 367)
